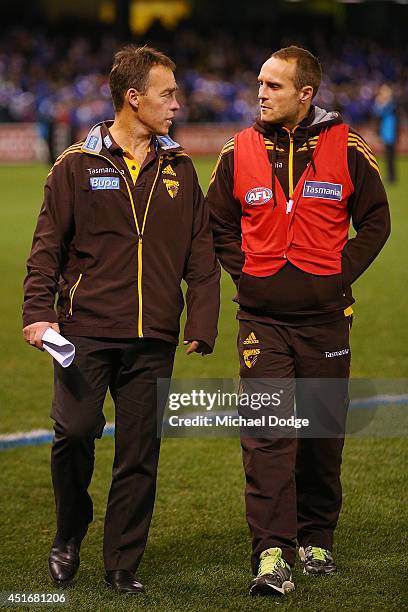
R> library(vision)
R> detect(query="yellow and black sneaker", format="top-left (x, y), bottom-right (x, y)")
top-left (249, 547), bottom-right (295, 597)
top-left (299, 546), bottom-right (337, 575)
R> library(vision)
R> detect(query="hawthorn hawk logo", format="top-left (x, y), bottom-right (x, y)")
top-left (243, 348), bottom-right (260, 368)
top-left (163, 178), bottom-right (179, 199)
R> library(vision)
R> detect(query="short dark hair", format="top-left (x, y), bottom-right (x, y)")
top-left (271, 46), bottom-right (322, 98)
top-left (109, 45), bottom-right (176, 112)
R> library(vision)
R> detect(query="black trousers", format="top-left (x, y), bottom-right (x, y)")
top-left (50, 336), bottom-right (176, 572)
top-left (238, 318), bottom-right (351, 572)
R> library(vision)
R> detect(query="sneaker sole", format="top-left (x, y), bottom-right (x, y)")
top-left (303, 566), bottom-right (337, 576)
top-left (298, 547), bottom-right (336, 576)
top-left (250, 580), bottom-right (295, 597)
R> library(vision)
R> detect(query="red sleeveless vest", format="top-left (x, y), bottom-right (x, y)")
top-left (233, 124), bottom-right (354, 276)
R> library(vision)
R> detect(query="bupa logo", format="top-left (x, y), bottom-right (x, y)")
top-left (90, 176), bottom-right (120, 190)
top-left (245, 187), bottom-right (273, 206)
top-left (303, 181), bottom-right (342, 201)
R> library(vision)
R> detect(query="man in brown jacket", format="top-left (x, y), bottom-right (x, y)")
top-left (206, 46), bottom-right (390, 597)
top-left (23, 45), bottom-right (220, 594)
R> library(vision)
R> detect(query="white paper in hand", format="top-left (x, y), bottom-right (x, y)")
top-left (41, 328), bottom-right (75, 368)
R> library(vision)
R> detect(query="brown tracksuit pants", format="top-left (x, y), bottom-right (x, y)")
top-left (50, 336), bottom-right (176, 573)
top-left (238, 318), bottom-right (351, 572)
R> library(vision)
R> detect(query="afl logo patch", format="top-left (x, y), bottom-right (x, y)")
top-left (245, 187), bottom-right (273, 206)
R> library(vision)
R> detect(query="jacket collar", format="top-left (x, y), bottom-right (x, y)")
top-left (82, 121), bottom-right (184, 156)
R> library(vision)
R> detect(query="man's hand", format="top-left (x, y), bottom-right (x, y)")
top-left (23, 321), bottom-right (60, 351)
top-left (183, 340), bottom-right (212, 355)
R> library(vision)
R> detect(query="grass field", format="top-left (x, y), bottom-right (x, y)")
top-left (0, 159), bottom-right (407, 611)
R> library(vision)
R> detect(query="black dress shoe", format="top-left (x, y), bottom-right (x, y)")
top-left (104, 570), bottom-right (145, 594)
top-left (48, 538), bottom-right (80, 586)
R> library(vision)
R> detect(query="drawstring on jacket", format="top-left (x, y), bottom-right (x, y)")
top-left (305, 127), bottom-right (316, 175)
top-left (271, 131), bottom-right (278, 209)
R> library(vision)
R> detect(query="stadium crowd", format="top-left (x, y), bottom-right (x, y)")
top-left (1, 25), bottom-right (407, 130)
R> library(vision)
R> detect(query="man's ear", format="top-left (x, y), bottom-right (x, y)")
top-left (300, 85), bottom-right (313, 104)
top-left (126, 88), bottom-right (141, 111)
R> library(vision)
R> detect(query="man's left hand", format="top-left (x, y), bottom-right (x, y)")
top-left (183, 340), bottom-right (211, 355)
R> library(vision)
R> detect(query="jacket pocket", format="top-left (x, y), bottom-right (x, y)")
top-left (339, 272), bottom-right (346, 297)
top-left (237, 272), bottom-right (260, 310)
top-left (68, 273), bottom-right (83, 316)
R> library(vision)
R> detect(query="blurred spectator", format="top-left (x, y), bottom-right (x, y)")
top-left (374, 84), bottom-right (399, 182)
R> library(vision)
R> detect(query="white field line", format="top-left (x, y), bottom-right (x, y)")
top-left (1, 394), bottom-right (407, 449)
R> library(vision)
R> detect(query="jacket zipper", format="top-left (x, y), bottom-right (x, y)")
top-left (287, 127), bottom-right (298, 198)
top-left (136, 157), bottom-right (163, 335)
top-left (280, 125), bottom-right (298, 197)
top-left (281, 126), bottom-right (297, 259)
top-left (83, 150), bottom-right (162, 337)
top-left (69, 273), bottom-right (83, 316)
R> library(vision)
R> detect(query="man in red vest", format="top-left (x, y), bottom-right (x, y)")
top-left (206, 46), bottom-right (390, 597)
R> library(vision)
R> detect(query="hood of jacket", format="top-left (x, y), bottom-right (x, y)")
top-left (254, 105), bottom-right (343, 139)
